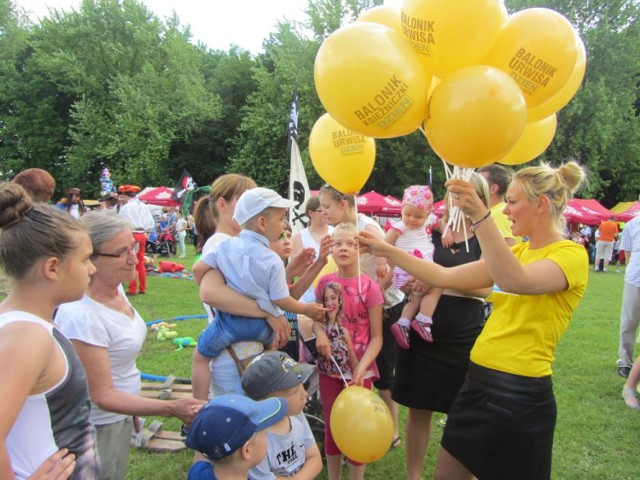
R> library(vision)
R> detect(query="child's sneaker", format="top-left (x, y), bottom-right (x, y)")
top-left (391, 323), bottom-right (411, 349)
top-left (622, 386), bottom-right (640, 409)
top-left (411, 319), bottom-right (433, 343)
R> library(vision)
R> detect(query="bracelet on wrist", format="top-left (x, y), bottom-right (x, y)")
top-left (470, 211), bottom-right (491, 232)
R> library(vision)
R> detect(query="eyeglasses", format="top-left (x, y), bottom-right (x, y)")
top-left (92, 242), bottom-right (139, 259)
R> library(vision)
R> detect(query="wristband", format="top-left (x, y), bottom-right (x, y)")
top-left (470, 211), bottom-right (491, 232)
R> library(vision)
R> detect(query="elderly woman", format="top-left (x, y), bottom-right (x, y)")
top-left (56, 211), bottom-right (204, 480)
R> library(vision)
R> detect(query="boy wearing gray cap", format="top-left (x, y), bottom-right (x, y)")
top-left (186, 394), bottom-right (287, 480)
top-left (191, 187), bottom-right (326, 400)
top-left (242, 351), bottom-right (322, 480)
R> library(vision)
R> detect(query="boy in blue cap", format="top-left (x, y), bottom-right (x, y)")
top-left (186, 394), bottom-right (287, 480)
top-left (241, 351), bottom-right (322, 480)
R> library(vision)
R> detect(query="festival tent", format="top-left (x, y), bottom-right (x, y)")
top-left (356, 191), bottom-right (402, 216)
top-left (564, 199), bottom-right (615, 226)
top-left (138, 186), bottom-right (180, 207)
top-left (614, 202), bottom-right (640, 223)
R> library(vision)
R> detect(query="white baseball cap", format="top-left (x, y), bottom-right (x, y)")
top-left (233, 187), bottom-right (294, 226)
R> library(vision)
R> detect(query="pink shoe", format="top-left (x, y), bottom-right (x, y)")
top-left (411, 319), bottom-right (433, 343)
top-left (391, 323), bottom-right (411, 349)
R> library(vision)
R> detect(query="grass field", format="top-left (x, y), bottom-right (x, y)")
top-left (3, 245), bottom-right (635, 479)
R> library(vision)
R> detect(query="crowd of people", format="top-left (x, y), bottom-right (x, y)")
top-left (1, 160), bottom-right (633, 480)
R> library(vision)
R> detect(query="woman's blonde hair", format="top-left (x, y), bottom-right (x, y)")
top-left (513, 161), bottom-right (586, 236)
top-left (194, 174), bottom-right (256, 251)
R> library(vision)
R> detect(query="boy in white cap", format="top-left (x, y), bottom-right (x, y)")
top-left (241, 351), bottom-right (322, 480)
top-left (191, 187), bottom-right (326, 399)
top-left (186, 394), bottom-right (287, 480)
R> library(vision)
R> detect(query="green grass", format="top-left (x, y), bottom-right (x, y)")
top-left (6, 247), bottom-right (636, 478)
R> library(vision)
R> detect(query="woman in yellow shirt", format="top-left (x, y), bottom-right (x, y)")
top-left (359, 161), bottom-right (588, 480)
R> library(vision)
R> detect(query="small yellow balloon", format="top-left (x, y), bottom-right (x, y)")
top-left (401, 0), bottom-right (507, 77)
top-left (424, 65), bottom-right (527, 168)
top-left (484, 8), bottom-right (579, 108)
top-left (314, 22), bottom-right (431, 139)
top-left (527, 32), bottom-right (586, 122)
top-left (330, 386), bottom-right (393, 464)
top-left (498, 114), bottom-right (557, 165)
top-left (309, 113), bottom-right (376, 195)
top-left (356, 5), bottom-right (402, 36)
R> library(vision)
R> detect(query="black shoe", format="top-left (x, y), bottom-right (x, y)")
top-left (618, 366), bottom-right (631, 378)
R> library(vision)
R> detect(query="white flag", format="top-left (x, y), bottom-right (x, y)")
top-left (288, 90), bottom-right (311, 234)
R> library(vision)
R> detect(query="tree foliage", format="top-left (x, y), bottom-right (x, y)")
top-left (0, 0), bottom-right (638, 205)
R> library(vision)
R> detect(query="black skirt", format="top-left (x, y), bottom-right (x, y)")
top-left (442, 362), bottom-right (556, 480)
top-left (392, 294), bottom-right (484, 413)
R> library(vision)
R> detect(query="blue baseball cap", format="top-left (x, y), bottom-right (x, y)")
top-left (186, 394), bottom-right (286, 460)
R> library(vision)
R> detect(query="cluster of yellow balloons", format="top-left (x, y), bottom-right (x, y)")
top-left (330, 386), bottom-right (394, 464)
top-left (310, 0), bottom-right (586, 188)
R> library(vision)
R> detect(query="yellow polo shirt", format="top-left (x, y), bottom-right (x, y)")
top-left (471, 240), bottom-right (588, 377)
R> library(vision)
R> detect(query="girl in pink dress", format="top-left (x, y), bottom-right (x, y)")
top-left (313, 223), bottom-right (383, 480)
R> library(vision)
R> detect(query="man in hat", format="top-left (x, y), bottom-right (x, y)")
top-left (118, 184), bottom-right (155, 295)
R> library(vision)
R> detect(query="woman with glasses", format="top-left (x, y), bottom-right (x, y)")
top-left (0, 182), bottom-right (98, 479)
top-left (56, 211), bottom-right (204, 480)
top-left (291, 196), bottom-right (336, 304)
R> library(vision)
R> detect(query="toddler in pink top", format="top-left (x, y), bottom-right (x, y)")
top-left (386, 185), bottom-right (442, 348)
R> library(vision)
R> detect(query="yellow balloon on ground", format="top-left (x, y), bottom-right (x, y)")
top-left (314, 22), bottom-right (431, 139)
top-left (498, 114), bottom-right (557, 165)
top-left (484, 8), bottom-right (579, 108)
top-left (309, 113), bottom-right (376, 195)
top-left (424, 65), bottom-right (527, 168)
top-left (527, 32), bottom-right (586, 122)
top-left (330, 386), bottom-right (393, 464)
top-left (401, 0), bottom-right (507, 78)
top-left (356, 5), bottom-right (402, 36)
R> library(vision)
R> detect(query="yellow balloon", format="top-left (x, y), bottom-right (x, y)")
top-left (309, 113), bottom-right (376, 194)
top-left (314, 22), bottom-right (431, 139)
top-left (425, 66), bottom-right (527, 168)
top-left (498, 114), bottom-right (557, 165)
top-left (401, 0), bottom-right (507, 77)
top-left (527, 31), bottom-right (586, 121)
top-left (356, 5), bottom-right (402, 36)
top-left (330, 386), bottom-right (393, 464)
top-left (484, 8), bottom-right (579, 108)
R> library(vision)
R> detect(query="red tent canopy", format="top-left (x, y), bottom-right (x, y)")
top-left (138, 186), bottom-right (180, 207)
top-left (615, 202), bottom-right (640, 223)
top-left (567, 199), bottom-right (615, 222)
top-left (563, 199), bottom-right (616, 225)
top-left (356, 191), bottom-right (402, 216)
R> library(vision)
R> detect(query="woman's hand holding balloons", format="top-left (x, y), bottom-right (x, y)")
top-left (445, 179), bottom-right (490, 224)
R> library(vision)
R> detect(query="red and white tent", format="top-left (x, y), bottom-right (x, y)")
top-left (138, 186), bottom-right (180, 207)
top-left (356, 191), bottom-right (402, 216)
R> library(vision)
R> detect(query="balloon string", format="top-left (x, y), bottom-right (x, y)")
top-left (354, 195), bottom-right (362, 296)
top-left (329, 353), bottom-right (349, 388)
top-left (443, 164), bottom-right (473, 253)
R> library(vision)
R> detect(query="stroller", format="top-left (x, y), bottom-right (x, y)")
top-left (156, 228), bottom-right (175, 257)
